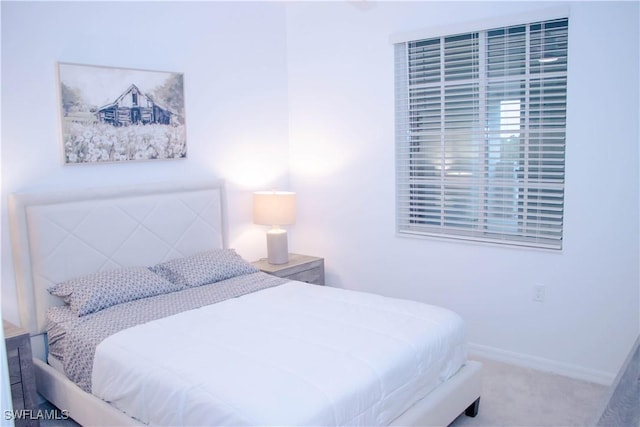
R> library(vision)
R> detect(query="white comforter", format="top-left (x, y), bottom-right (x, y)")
top-left (92, 281), bottom-right (467, 426)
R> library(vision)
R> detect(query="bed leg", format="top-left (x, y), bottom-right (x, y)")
top-left (465, 397), bottom-right (480, 417)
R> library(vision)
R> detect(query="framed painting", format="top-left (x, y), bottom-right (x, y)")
top-left (57, 62), bottom-right (187, 164)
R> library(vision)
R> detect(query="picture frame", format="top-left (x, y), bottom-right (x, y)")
top-left (57, 62), bottom-right (187, 164)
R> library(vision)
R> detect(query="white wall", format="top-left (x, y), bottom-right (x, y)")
top-left (286, 1), bottom-right (639, 382)
top-left (1, 1), bottom-right (290, 323)
top-left (1, 0), bottom-right (637, 386)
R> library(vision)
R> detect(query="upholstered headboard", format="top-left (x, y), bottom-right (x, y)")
top-left (8, 181), bottom-right (228, 358)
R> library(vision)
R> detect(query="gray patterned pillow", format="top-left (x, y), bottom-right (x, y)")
top-left (149, 249), bottom-right (259, 288)
top-left (48, 267), bottom-right (183, 316)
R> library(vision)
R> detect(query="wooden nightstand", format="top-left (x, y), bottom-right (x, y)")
top-left (4, 321), bottom-right (39, 427)
top-left (252, 253), bottom-right (325, 285)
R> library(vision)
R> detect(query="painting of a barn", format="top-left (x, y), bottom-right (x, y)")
top-left (95, 84), bottom-right (175, 126)
top-left (57, 62), bottom-right (187, 164)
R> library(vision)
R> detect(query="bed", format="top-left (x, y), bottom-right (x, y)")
top-left (8, 180), bottom-right (482, 426)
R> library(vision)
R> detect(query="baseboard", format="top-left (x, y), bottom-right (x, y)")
top-left (468, 342), bottom-right (615, 386)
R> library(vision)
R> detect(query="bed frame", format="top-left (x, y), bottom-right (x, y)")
top-left (8, 180), bottom-right (481, 426)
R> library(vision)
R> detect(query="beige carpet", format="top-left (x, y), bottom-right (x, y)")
top-left (450, 357), bottom-right (608, 427)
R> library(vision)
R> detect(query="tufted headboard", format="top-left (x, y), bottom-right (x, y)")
top-left (8, 181), bottom-right (228, 358)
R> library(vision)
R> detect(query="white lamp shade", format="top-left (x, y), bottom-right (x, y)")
top-left (253, 191), bottom-right (296, 226)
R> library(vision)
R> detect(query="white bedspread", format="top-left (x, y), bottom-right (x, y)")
top-left (92, 281), bottom-right (467, 426)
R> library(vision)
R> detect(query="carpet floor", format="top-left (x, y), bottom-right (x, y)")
top-left (450, 357), bottom-right (608, 427)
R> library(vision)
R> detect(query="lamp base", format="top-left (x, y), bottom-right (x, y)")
top-left (266, 229), bottom-right (289, 265)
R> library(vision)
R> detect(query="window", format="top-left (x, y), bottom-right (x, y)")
top-left (394, 17), bottom-right (568, 250)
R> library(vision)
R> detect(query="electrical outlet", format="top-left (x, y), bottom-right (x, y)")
top-left (533, 284), bottom-right (545, 302)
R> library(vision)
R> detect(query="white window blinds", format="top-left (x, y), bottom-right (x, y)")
top-left (395, 18), bottom-right (568, 249)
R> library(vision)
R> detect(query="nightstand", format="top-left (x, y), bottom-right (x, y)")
top-left (252, 253), bottom-right (325, 285)
top-left (4, 320), bottom-right (39, 427)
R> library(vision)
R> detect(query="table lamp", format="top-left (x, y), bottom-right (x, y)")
top-left (253, 191), bottom-right (296, 265)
